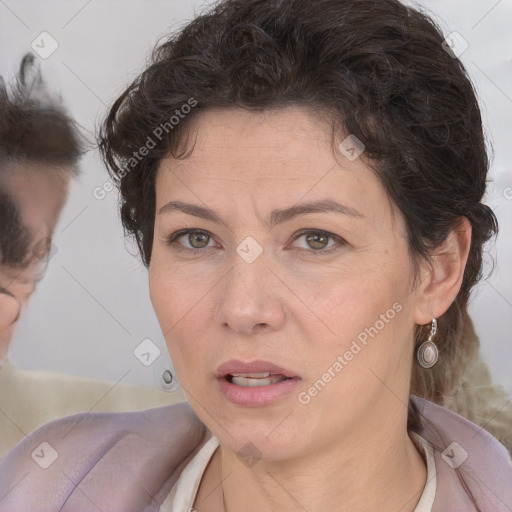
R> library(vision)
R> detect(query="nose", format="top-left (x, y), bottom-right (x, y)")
top-left (215, 251), bottom-right (285, 336)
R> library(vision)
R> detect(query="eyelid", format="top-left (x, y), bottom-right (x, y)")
top-left (289, 228), bottom-right (346, 255)
top-left (165, 229), bottom-right (222, 257)
top-left (166, 227), bottom-right (346, 255)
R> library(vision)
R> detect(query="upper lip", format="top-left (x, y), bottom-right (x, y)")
top-left (215, 359), bottom-right (298, 379)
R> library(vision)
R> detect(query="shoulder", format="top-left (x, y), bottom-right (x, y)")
top-left (0, 360), bottom-right (185, 458)
top-left (1, 360), bottom-right (186, 413)
top-left (411, 395), bottom-right (512, 511)
top-left (0, 402), bottom-right (210, 512)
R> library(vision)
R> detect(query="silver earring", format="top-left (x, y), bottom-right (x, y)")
top-left (417, 318), bottom-right (438, 369)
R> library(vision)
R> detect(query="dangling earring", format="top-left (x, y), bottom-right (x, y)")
top-left (417, 318), bottom-right (439, 369)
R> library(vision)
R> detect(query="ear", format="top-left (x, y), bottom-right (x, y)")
top-left (413, 217), bottom-right (472, 325)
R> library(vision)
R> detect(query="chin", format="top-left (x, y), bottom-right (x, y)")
top-left (215, 417), bottom-right (306, 463)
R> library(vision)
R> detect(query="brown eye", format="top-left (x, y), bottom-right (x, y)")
top-left (291, 229), bottom-right (346, 256)
top-left (188, 231), bottom-right (210, 249)
top-left (304, 232), bottom-right (329, 250)
top-left (166, 229), bottom-right (215, 253)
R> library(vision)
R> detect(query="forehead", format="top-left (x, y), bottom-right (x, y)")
top-left (1, 162), bottom-right (71, 240)
top-left (154, 106), bottom-right (395, 227)
top-left (160, 106), bottom-right (335, 176)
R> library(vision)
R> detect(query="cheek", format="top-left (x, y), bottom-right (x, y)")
top-left (148, 257), bottom-right (212, 353)
top-left (296, 257), bottom-right (400, 317)
top-left (148, 262), bottom-right (179, 334)
top-left (294, 257), bottom-right (412, 369)
top-left (0, 295), bottom-right (20, 330)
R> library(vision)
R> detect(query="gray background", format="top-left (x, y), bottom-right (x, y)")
top-left (0, 0), bottom-right (511, 394)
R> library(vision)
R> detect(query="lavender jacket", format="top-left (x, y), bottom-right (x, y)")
top-left (0, 395), bottom-right (510, 511)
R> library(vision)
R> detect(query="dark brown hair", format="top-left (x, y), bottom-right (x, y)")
top-left (0, 53), bottom-right (83, 172)
top-left (0, 53), bottom-right (84, 267)
top-left (98, 0), bottom-right (498, 432)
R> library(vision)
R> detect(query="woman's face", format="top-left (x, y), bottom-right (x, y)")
top-left (149, 106), bottom-right (428, 461)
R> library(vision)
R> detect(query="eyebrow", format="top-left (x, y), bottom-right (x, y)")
top-left (158, 198), bottom-right (364, 227)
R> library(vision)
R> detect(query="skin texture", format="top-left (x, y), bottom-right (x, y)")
top-left (0, 292), bottom-right (19, 356)
top-left (149, 106), bottom-right (471, 512)
top-left (0, 163), bottom-right (70, 364)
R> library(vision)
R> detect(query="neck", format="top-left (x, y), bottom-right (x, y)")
top-left (219, 412), bottom-right (426, 512)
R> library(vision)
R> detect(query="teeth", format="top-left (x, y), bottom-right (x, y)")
top-left (231, 374), bottom-right (289, 387)
top-left (230, 372), bottom-right (271, 378)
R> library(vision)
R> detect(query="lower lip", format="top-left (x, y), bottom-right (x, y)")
top-left (217, 376), bottom-right (301, 406)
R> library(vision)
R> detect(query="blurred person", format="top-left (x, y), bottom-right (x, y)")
top-left (0, 53), bottom-right (185, 459)
top-left (1, 2), bottom-right (511, 511)
top-left (435, 314), bottom-right (512, 454)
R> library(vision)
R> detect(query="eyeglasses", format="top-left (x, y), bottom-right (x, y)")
top-left (26, 236), bottom-right (54, 280)
top-left (0, 237), bottom-right (54, 307)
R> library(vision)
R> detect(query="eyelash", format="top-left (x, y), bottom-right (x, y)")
top-left (165, 228), bottom-right (346, 256)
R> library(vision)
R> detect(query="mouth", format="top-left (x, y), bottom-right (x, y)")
top-left (215, 359), bottom-right (300, 406)
top-left (226, 372), bottom-right (292, 387)
top-left (215, 359), bottom-right (298, 383)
